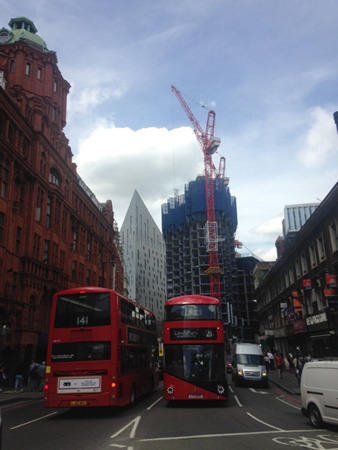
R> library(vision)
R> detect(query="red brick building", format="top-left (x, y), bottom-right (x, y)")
top-left (0, 17), bottom-right (124, 381)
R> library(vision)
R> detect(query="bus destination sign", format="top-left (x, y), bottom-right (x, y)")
top-left (170, 328), bottom-right (217, 341)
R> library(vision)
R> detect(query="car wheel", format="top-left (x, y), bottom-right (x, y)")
top-left (308, 404), bottom-right (323, 428)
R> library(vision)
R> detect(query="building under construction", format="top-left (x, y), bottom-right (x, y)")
top-left (161, 176), bottom-right (238, 326)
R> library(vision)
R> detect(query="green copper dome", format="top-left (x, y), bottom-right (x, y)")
top-left (0, 17), bottom-right (49, 52)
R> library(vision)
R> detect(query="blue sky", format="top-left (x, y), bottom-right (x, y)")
top-left (2, 1), bottom-right (338, 260)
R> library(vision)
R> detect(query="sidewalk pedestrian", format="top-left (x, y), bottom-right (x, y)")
top-left (0, 362), bottom-right (6, 392)
top-left (263, 352), bottom-right (270, 373)
top-left (28, 361), bottom-right (39, 392)
top-left (37, 361), bottom-right (46, 392)
top-left (275, 351), bottom-right (284, 379)
top-left (14, 362), bottom-right (24, 392)
top-left (267, 350), bottom-right (275, 370)
top-left (294, 356), bottom-right (304, 386)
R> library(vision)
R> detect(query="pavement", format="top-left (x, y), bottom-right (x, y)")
top-left (0, 386), bottom-right (43, 408)
top-left (266, 367), bottom-right (301, 396)
top-left (0, 368), bottom-right (300, 408)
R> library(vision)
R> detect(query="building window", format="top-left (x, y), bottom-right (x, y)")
top-left (73, 229), bottom-right (78, 252)
top-left (72, 261), bottom-right (77, 282)
top-left (86, 269), bottom-right (91, 285)
top-left (46, 196), bottom-right (52, 228)
top-left (15, 226), bottom-right (22, 253)
top-left (10, 60), bottom-right (15, 72)
top-left (53, 80), bottom-right (57, 92)
top-left (300, 252), bottom-right (307, 275)
top-left (37, 67), bottom-right (42, 80)
top-left (329, 220), bottom-right (338, 253)
top-left (43, 240), bottom-right (50, 264)
top-left (49, 168), bottom-right (61, 186)
top-left (0, 212), bottom-right (4, 242)
top-left (0, 156), bottom-right (9, 198)
top-left (25, 63), bottom-right (31, 76)
top-left (295, 258), bottom-right (301, 279)
top-left (33, 234), bottom-right (41, 259)
top-left (316, 233), bottom-right (326, 261)
top-left (309, 243), bottom-right (318, 267)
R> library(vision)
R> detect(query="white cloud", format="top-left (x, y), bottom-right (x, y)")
top-left (252, 216), bottom-right (284, 238)
top-left (297, 107), bottom-right (337, 169)
top-left (74, 124), bottom-right (204, 228)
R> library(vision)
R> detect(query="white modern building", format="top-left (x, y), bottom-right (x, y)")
top-left (120, 190), bottom-right (167, 329)
top-left (284, 203), bottom-right (320, 235)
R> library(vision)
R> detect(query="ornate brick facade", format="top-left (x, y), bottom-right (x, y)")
top-left (0, 17), bottom-right (124, 381)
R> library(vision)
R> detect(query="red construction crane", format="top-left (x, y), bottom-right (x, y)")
top-left (171, 85), bottom-right (222, 300)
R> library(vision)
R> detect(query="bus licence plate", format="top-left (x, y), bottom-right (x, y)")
top-left (188, 394), bottom-right (203, 398)
top-left (70, 401), bottom-right (87, 406)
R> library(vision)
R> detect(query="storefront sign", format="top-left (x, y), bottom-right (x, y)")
top-left (302, 279), bottom-right (312, 290)
top-left (293, 319), bottom-right (307, 334)
top-left (326, 295), bottom-right (338, 311)
top-left (325, 274), bottom-right (337, 288)
top-left (306, 312), bottom-right (328, 332)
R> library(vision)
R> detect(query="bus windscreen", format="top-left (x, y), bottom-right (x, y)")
top-left (165, 304), bottom-right (220, 321)
top-left (54, 292), bottom-right (111, 328)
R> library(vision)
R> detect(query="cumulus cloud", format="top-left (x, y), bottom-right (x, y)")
top-left (251, 216), bottom-right (283, 238)
top-left (74, 124), bottom-right (204, 228)
top-left (297, 107), bottom-right (337, 169)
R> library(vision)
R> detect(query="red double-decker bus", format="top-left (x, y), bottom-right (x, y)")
top-left (163, 295), bottom-right (228, 401)
top-left (44, 286), bottom-right (159, 408)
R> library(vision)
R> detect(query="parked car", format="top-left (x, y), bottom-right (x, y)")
top-left (301, 361), bottom-right (338, 428)
top-left (226, 355), bottom-right (232, 373)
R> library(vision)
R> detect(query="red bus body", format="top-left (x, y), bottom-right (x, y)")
top-left (163, 295), bottom-right (228, 401)
top-left (44, 287), bottom-right (159, 408)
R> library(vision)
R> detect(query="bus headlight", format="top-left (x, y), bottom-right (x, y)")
top-left (217, 385), bottom-right (225, 395)
top-left (167, 385), bottom-right (174, 395)
top-left (262, 370), bottom-right (267, 377)
top-left (238, 369), bottom-right (243, 376)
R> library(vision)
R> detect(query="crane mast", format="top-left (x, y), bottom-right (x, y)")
top-left (171, 85), bottom-right (222, 301)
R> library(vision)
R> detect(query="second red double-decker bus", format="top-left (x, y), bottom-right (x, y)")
top-left (44, 286), bottom-right (159, 408)
top-left (163, 295), bottom-right (228, 401)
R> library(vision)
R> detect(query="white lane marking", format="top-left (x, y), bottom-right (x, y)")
top-left (234, 395), bottom-right (243, 407)
top-left (10, 412), bottom-right (58, 430)
top-left (229, 386), bottom-right (234, 393)
top-left (110, 416), bottom-right (141, 439)
top-left (140, 429), bottom-right (320, 442)
top-left (249, 388), bottom-right (269, 395)
top-left (276, 395), bottom-right (301, 410)
top-left (246, 412), bottom-right (283, 431)
top-left (147, 396), bottom-right (163, 410)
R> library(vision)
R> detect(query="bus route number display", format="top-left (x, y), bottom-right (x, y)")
top-left (76, 316), bottom-right (89, 326)
top-left (170, 328), bottom-right (217, 340)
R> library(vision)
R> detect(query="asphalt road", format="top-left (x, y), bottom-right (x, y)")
top-left (2, 378), bottom-right (338, 450)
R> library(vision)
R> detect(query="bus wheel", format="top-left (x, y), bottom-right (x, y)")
top-left (130, 385), bottom-right (136, 406)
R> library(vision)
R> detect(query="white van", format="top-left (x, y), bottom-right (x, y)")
top-left (231, 343), bottom-right (268, 387)
top-left (301, 361), bottom-right (338, 428)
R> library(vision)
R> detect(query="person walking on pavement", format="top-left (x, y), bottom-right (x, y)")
top-left (263, 352), bottom-right (270, 373)
top-left (15, 362), bottom-right (24, 392)
top-left (37, 361), bottom-right (46, 392)
top-left (28, 361), bottom-right (39, 391)
top-left (267, 350), bottom-right (275, 370)
top-left (275, 350), bottom-right (284, 379)
top-left (0, 362), bottom-right (6, 392)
